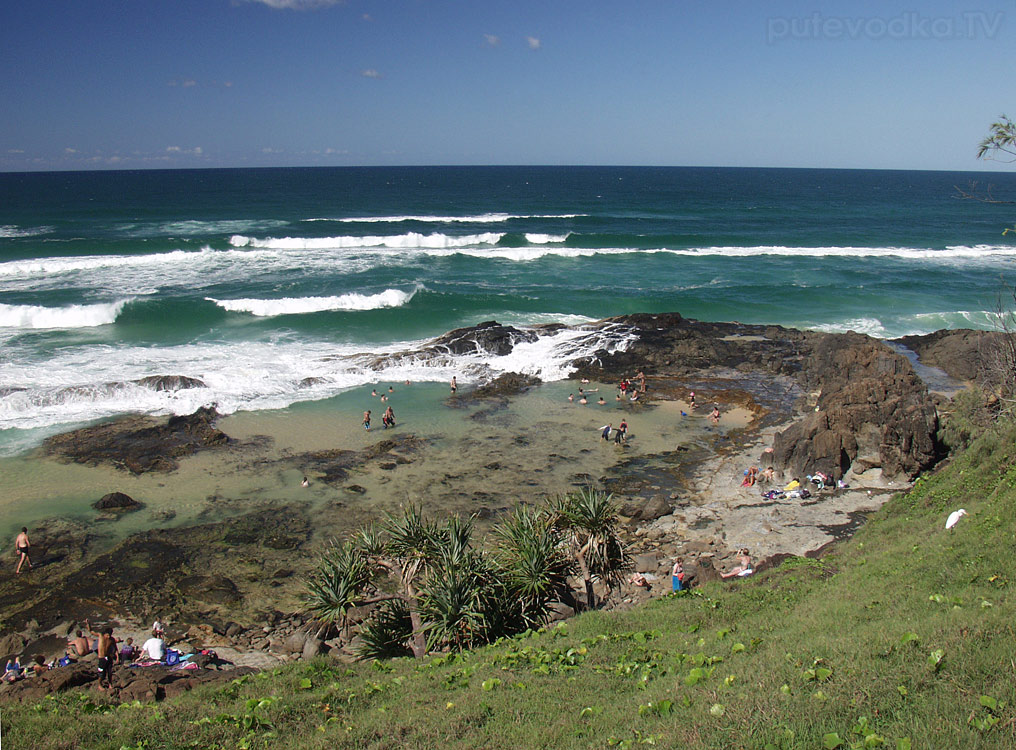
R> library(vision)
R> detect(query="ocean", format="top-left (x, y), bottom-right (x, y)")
top-left (2, 165), bottom-right (1015, 452)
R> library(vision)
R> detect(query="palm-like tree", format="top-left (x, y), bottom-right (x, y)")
top-left (304, 539), bottom-right (375, 638)
top-left (492, 504), bottom-right (573, 628)
top-left (548, 487), bottom-right (630, 610)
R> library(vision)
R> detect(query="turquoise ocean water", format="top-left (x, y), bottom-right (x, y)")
top-left (2, 166), bottom-right (1015, 451)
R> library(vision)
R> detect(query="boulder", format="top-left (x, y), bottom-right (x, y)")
top-left (639, 495), bottom-right (673, 521)
top-left (133, 375), bottom-right (206, 392)
top-left (772, 335), bottom-right (939, 480)
top-left (472, 372), bottom-right (542, 398)
top-left (92, 492), bottom-right (142, 512)
top-left (0, 633), bottom-right (27, 662)
top-left (284, 630), bottom-right (308, 655)
top-left (42, 406), bottom-right (230, 474)
top-left (177, 575), bottom-right (241, 605)
top-left (633, 553), bottom-right (659, 573)
top-left (302, 636), bottom-right (325, 660)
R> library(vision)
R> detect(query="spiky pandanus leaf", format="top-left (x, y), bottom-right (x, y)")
top-left (304, 540), bottom-right (373, 627)
top-left (492, 504), bottom-right (573, 628)
top-left (420, 550), bottom-right (495, 651)
top-left (357, 599), bottom-right (414, 661)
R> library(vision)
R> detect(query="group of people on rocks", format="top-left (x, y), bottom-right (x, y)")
top-left (3, 619), bottom-right (171, 690)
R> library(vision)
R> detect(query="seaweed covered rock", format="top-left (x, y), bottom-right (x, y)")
top-left (42, 406), bottom-right (229, 474)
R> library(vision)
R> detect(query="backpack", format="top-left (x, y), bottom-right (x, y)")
top-left (165, 649), bottom-right (180, 666)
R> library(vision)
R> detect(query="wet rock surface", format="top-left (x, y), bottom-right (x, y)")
top-left (92, 492), bottom-right (142, 512)
top-left (42, 405), bottom-right (230, 474)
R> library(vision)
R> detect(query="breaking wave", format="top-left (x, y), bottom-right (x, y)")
top-left (207, 287), bottom-right (419, 317)
top-left (0, 300), bottom-right (130, 330)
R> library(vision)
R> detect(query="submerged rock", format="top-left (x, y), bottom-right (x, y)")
top-left (92, 492), bottom-right (142, 512)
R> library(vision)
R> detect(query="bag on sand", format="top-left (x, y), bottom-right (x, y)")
top-left (165, 649), bottom-right (180, 666)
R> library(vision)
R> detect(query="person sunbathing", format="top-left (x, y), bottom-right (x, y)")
top-left (720, 549), bottom-right (753, 579)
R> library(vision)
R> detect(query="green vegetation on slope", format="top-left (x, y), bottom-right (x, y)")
top-left (7, 421), bottom-right (1016, 749)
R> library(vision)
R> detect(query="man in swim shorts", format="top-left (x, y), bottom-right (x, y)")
top-left (363, 410), bottom-right (371, 430)
top-left (15, 527), bottom-right (31, 574)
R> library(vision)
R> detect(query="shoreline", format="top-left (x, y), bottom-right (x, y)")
top-left (0, 314), bottom-right (972, 674)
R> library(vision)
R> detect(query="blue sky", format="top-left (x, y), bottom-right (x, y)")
top-left (2, 0), bottom-right (1013, 172)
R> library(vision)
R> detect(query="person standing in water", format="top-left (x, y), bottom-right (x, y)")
top-left (601, 423), bottom-right (612, 441)
top-left (450, 376), bottom-right (457, 394)
top-left (362, 410), bottom-right (371, 431)
top-left (15, 527), bottom-right (31, 574)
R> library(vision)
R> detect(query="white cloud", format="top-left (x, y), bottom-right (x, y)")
top-left (261, 147), bottom-right (283, 154)
top-left (182, 79), bottom-right (197, 88)
top-left (324, 147), bottom-right (349, 155)
top-left (484, 34), bottom-right (500, 46)
top-left (7, 149), bottom-right (24, 154)
top-left (361, 69), bottom-right (382, 79)
top-left (527, 36), bottom-right (541, 50)
top-left (242, 0), bottom-right (344, 9)
top-left (64, 148), bottom-right (78, 154)
top-left (165, 146), bottom-right (203, 156)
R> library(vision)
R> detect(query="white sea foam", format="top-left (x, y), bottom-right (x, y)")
top-left (229, 232), bottom-right (504, 250)
top-left (0, 225), bottom-right (54, 238)
top-left (524, 233), bottom-right (569, 244)
top-left (305, 213), bottom-right (584, 224)
top-left (658, 244), bottom-right (1016, 259)
top-left (0, 322), bottom-right (635, 434)
top-left (208, 287), bottom-right (419, 317)
top-left (807, 317), bottom-right (889, 337)
top-left (116, 219), bottom-right (289, 238)
top-left (0, 300), bottom-right (129, 330)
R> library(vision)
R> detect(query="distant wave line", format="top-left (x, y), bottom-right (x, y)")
top-left (229, 232), bottom-right (506, 250)
top-left (0, 225), bottom-right (54, 239)
top-left (304, 213), bottom-right (586, 224)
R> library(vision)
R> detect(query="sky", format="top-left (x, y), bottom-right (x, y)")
top-left (2, 0), bottom-right (1014, 172)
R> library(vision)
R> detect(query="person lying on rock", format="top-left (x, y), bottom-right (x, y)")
top-left (3, 658), bottom-right (22, 682)
top-left (629, 571), bottom-right (651, 589)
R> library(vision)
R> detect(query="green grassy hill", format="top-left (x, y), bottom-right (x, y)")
top-left (7, 421), bottom-right (1016, 749)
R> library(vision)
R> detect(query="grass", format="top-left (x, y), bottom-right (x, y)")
top-left (5, 421), bottom-right (1016, 749)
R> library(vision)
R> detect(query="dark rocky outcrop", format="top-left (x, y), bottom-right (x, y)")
top-left (894, 329), bottom-right (1004, 383)
top-left (133, 375), bottom-right (206, 392)
top-left (178, 575), bottom-right (241, 605)
top-left (42, 406), bottom-right (230, 474)
top-left (425, 320), bottom-right (538, 357)
top-left (772, 334), bottom-right (939, 480)
top-left (577, 314), bottom-right (940, 480)
top-left (92, 492), bottom-right (142, 512)
top-left (0, 661), bottom-right (256, 704)
top-left (471, 372), bottom-right (542, 398)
